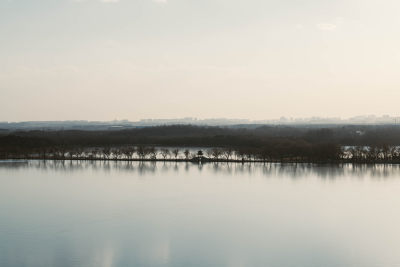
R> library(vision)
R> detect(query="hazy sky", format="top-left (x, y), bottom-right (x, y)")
top-left (1, 0), bottom-right (400, 121)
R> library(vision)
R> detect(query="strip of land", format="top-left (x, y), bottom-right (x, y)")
top-left (1, 125), bottom-right (400, 163)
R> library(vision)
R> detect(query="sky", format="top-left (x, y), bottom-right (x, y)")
top-left (1, 0), bottom-right (400, 122)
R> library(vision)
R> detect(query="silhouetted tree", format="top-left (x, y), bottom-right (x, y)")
top-left (223, 148), bottom-right (233, 160)
top-left (172, 149), bottom-right (179, 160)
top-left (102, 147), bottom-right (111, 160)
top-left (136, 146), bottom-right (149, 160)
top-left (122, 146), bottom-right (136, 160)
top-left (197, 150), bottom-right (204, 157)
top-left (148, 147), bottom-right (157, 160)
top-left (211, 148), bottom-right (222, 160)
top-left (184, 149), bottom-right (190, 160)
top-left (160, 148), bottom-right (170, 160)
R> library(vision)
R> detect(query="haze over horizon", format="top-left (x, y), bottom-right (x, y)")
top-left (2, 114), bottom-right (400, 127)
top-left (2, 0), bottom-right (400, 121)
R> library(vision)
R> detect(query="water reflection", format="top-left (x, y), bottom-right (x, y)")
top-left (1, 160), bottom-right (400, 179)
top-left (2, 160), bottom-right (400, 267)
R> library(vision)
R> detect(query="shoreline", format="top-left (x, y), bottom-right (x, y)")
top-left (2, 157), bottom-right (400, 165)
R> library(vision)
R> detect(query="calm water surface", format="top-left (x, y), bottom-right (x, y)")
top-left (1, 161), bottom-right (400, 267)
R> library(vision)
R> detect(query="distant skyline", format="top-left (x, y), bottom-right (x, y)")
top-left (1, 0), bottom-right (400, 121)
top-left (2, 114), bottom-right (400, 125)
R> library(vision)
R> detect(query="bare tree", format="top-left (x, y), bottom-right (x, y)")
top-left (75, 148), bottom-right (84, 159)
top-left (350, 146), bottom-right (367, 161)
top-left (122, 146), bottom-right (136, 160)
top-left (102, 147), bottom-right (111, 160)
top-left (91, 148), bottom-right (100, 159)
top-left (111, 148), bottom-right (120, 160)
top-left (148, 147), bottom-right (158, 160)
top-left (172, 149), bottom-right (180, 160)
top-left (367, 146), bottom-right (379, 161)
top-left (223, 148), bottom-right (233, 160)
top-left (136, 146), bottom-right (147, 160)
top-left (234, 150), bottom-right (244, 161)
top-left (211, 148), bottom-right (222, 160)
top-left (390, 146), bottom-right (399, 160)
top-left (245, 150), bottom-right (253, 161)
top-left (160, 148), bottom-right (170, 160)
top-left (69, 149), bottom-right (78, 160)
top-left (206, 149), bottom-right (213, 159)
top-left (184, 149), bottom-right (190, 160)
top-left (54, 146), bottom-right (67, 159)
top-left (381, 144), bottom-right (390, 160)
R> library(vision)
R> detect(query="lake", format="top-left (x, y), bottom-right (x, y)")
top-left (1, 160), bottom-right (400, 267)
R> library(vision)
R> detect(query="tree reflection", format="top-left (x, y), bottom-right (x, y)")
top-left (2, 160), bottom-right (400, 179)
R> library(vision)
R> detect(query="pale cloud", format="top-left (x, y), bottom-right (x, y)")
top-left (295, 24), bottom-right (304, 30)
top-left (153, 0), bottom-right (167, 3)
top-left (316, 23), bottom-right (337, 31)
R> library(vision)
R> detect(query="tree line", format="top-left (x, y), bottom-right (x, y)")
top-left (1, 125), bottom-right (400, 163)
